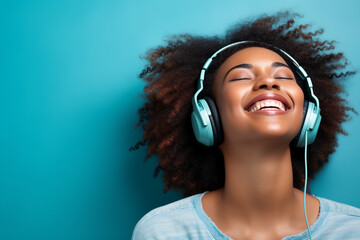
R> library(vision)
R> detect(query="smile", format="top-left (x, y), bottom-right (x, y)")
top-left (245, 93), bottom-right (291, 114)
top-left (249, 99), bottom-right (286, 112)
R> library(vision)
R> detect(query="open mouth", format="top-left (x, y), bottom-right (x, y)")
top-left (244, 93), bottom-right (291, 113)
top-left (247, 99), bottom-right (287, 112)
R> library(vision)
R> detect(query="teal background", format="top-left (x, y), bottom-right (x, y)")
top-left (1, 0), bottom-right (359, 239)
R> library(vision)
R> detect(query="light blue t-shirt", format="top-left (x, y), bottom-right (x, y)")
top-left (132, 192), bottom-right (360, 240)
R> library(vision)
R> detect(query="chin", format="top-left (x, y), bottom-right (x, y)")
top-left (250, 124), bottom-right (298, 143)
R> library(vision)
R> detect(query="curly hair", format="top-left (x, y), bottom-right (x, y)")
top-left (132, 11), bottom-right (357, 197)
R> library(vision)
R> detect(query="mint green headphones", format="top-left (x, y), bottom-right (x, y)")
top-left (191, 41), bottom-right (322, 147)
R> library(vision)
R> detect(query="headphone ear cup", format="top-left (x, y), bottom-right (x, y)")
top-left (191, 99), bottom-right (215, 146)
top-left (294, 100), bottom-right (322, 148)
top-left (291, 100), bottom-right (309, 147)
top-left (203, 97), bottom-right (224, 145)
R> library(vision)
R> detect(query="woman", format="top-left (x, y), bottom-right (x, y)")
top-left (131, 12), bottom-right (360, 239)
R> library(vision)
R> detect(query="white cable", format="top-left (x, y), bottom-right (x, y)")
top-left (304, 130), bottom-right (312, 240)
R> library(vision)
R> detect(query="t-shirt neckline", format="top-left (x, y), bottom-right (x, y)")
top-left (192, 191), bottom-right (330, 240)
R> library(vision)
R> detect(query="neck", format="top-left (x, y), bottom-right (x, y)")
top-left (218, 140), bottom-right (298, 228)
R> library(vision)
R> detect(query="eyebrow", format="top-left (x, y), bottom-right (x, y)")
top-left (223, 62), bottom-right (291, 81)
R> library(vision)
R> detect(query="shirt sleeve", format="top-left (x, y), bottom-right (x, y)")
top-left (131, 214), bottom-right (170, 240)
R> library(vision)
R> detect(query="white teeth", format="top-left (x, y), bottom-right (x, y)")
top-left (249, 99), bottom-right (286, 112)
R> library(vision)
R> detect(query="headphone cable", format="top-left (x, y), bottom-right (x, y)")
top-left (304, 130), bottom-right (312, 240)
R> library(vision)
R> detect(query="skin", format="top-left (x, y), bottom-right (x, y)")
top-left (201, 47), bottom-right (320, 240)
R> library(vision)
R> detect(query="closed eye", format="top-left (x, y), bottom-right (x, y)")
top-left (230, 77), bottom-right (293, 81)
top-left (274, 77), bottom-right (294, 80)
top-left (229, 78), bottom-right (252, 81)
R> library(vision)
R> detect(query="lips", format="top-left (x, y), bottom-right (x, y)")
top-left (244, 93), bottom-right (291, 112)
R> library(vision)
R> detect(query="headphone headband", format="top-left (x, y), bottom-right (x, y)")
top-left (192, 41), bottom-right (320, 130)
top-left (191, 41), bottom-right (321, 147)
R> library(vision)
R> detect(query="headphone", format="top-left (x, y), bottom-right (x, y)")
top-left (191, 41), bottom-right (322, 147)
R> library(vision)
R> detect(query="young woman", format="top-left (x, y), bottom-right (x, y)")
top-left (131, 12), bottom-right (360, 239)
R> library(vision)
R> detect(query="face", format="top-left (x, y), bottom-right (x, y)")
top-left (212, 47), bottom-right (304, 146)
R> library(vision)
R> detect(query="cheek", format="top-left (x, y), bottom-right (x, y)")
top-left (288, 85), bottom-right (305, 132)
top-left (215, 85), bottom-right (250, 135)
top-left (217, 85), bottom-right (246, 118)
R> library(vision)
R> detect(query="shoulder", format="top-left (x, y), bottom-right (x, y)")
top-left (132, 193), bottom-right (208, 240)
top-left (319, 197), bottom-right (360, 217)
top-left (315, 196), bottom-right (360, 238)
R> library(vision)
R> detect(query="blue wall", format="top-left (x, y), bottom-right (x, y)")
top-left (1, 0), bottom-right (359, 239)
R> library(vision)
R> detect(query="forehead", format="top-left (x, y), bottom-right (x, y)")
top-left (216, 47), bottom-right (287, 73)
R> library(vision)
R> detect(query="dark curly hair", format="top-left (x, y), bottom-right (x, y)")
top-left (132, 11), bottom-right (357, 197)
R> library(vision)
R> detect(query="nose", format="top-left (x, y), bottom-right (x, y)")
top-left (252, 76), bottom-right (280, 91)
